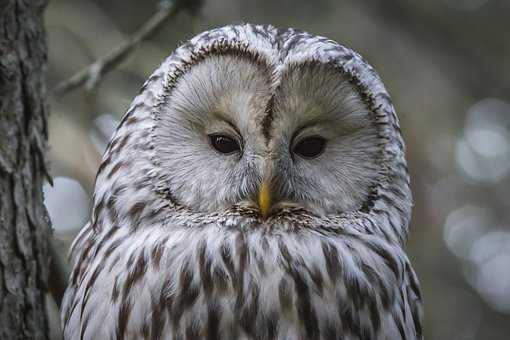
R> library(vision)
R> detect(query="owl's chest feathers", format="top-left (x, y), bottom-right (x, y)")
top-left (75, 223), bottom-right (403, 339)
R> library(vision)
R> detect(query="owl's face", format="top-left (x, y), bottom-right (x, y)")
top-left (153, 53), bottom-right (380, 218)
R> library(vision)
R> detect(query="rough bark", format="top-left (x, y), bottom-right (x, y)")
top-left (0, 0), bottom-right (50, 339)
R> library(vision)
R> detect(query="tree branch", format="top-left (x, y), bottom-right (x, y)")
top-left (48, 235), bottom-right (70, 309)
top-left (54, 0), bottom-right (201, 95)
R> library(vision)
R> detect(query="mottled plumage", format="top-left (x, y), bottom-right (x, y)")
top-left (62, 24), bottom-right (423, 340)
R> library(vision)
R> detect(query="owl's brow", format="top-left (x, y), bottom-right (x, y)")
top-left (210, 111), bottom-right (242, 135)
top-left (290, 118), bottom-right (330, 139)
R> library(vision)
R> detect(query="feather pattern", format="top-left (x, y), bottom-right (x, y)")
top-left (62, 24), bottom-right (422, 340)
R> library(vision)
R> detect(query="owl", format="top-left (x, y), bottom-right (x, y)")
top-left (62, 24), bottom-right (423, 340)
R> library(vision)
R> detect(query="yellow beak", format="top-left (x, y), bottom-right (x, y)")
top-left (257, 181), bottom-right (272, 219)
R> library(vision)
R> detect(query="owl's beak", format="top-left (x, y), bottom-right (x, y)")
top-left (257, 181), bottom-right (272, 219)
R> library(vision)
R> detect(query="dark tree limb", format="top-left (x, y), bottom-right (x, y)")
top-left (0, 0), bottom-right (51, 338)
top-left (48, 236), bottom-right (70, 309)
top-left (54, 0), bottom-right (202, 95)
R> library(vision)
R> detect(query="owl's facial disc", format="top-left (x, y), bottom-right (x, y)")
top-left (155, 55), bottom-right (380, 218)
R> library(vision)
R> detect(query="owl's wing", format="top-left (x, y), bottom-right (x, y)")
top-left (403, 262), bottom-right (424, 340)
top-left (60, 222), bottom-right (95, 339)
top-left (386, 261), bottom-right (424, 340)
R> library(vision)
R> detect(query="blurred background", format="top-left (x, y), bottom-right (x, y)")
top-left (44, 0), bottom-right (510, 338)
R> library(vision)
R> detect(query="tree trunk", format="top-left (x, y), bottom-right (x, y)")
top-left (0, 0), bottom-right (50, 339)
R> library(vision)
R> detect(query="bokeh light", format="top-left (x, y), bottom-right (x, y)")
top-left (465, 231), bottom-right (510, 313)
top-left (456, 98), bottom-right (510, 184)
top-left (443, 205), bottom-right (491, 259)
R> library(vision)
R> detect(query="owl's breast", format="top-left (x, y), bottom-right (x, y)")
top-left (62, 222), bottom-right (420, 340)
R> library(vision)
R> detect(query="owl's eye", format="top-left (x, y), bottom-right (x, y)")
top-left (293, 136), bottom-right (327, 159)
top-left (208, 134), bottom-right (241, 155)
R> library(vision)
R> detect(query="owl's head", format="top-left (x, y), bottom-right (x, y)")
top-left (96, 24), bottom-right (411, 240)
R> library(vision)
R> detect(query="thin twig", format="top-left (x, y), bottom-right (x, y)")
top-left (54, 0), bottom-right (198, 95)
